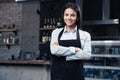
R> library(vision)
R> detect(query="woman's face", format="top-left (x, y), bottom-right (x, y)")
top-left (64, 8), bottom-right (77, 27)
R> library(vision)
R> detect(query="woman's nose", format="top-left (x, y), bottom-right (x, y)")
top-left (67, 15), bottom-right (71, 19)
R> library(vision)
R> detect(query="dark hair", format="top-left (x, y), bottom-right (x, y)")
top-left (61, 2), bottom-right (82, 29)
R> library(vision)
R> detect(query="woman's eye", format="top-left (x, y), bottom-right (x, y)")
top-left (71, 14), bottom-right (76, 17)
top-left (64, 13), bottom-right (77, 17)
top-left (64, 14), bottom-right (68, 16)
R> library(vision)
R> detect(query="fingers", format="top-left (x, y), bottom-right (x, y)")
top-left (75, 47), bottom-right (81, 52)
top-left (52, 42), bottom-right (59, 46)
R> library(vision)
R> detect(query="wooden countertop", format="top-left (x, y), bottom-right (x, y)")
top-left (0, 60), bottom-right (50, 66)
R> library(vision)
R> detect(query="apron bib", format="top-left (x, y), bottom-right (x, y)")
top-left (51, 28), bottom-right (85, 80)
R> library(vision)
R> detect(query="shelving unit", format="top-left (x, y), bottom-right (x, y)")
top-left (38, 0), bottom-right (75, 60)
top-left (0, 28), bottom-right (19, 48)
top-left (39, 27), bottom-right (55, 44)
top-left (83, 1), bottom-right (120, 79)
top-left (39, 27), bottom-right (53, 60)
top-left (84, 41), bottom-right (120, 80)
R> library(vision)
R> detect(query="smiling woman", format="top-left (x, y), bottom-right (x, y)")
top-left (50, 2), bottom-right (91, 80)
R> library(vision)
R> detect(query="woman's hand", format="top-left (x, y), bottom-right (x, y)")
top-left (75, 47), bottom-right (81, 52)
top-left (52, 42), bottom-right (59, 46)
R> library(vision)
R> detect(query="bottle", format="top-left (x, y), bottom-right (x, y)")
top-left (48, 32), bottom-right (51, 41)
top-left (43, 18), bottom-right (47, 28)
top-left (42, 32), bottom-right (46, 43)
top-left (8, 33), bottom-right (12, 44)
top-left (0, 34), bottom-right (3, 43)
top-left (50, 18), bottom-right (53, 28)
top-left (46, 18), bottom-right (50, 28)
top-left (52, 18), bottom-right (56, 28)
top-left (46, 32), bottom-right (49, 42)
top-left (56, 18), bottom-right (62, 28)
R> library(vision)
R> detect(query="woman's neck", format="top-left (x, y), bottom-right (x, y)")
top-left (66, 25), bottom-right (76, 32)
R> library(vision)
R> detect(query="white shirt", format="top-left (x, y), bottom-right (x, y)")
top-left (50, 26), bottom-right (91, 61)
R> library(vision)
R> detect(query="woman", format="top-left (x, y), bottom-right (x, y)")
top-left (50, 2), bottom-right (91, 80)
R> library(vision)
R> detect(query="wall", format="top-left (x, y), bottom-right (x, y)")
top-left (20, 2), bottom-right (40, 60)
top-left (21, 2), bottom-right (39, 56)
top-left (0, 2), bottom-right (22, 60)
top-left (0, 2), bottom-right (22, 27)
top-left (0, 1), bottom-right (40, 60)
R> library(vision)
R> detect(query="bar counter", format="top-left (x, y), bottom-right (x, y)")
top-left (0, 60), bottom-right (51, 80)
top-left (0, 60), bottom-right (50, 66)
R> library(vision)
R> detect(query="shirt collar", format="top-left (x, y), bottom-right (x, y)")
top-left (63, 26), bottom-right (77, 33)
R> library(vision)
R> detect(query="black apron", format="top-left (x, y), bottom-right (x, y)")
top-left (51, 28), bottom-right (84, 80)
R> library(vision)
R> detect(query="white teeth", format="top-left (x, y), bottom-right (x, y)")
top-left (67, 21), bottom-right (72, 23)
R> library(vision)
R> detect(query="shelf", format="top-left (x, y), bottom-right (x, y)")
top-left (91, 40), bottom-right (120, 46)
top-left (83, 19), bottom-right (119, 26)
top-left (0, 43), bottom-right (17, 45)
top-left (40, 28), bottom-right (55, 30)
top-left (85, 78), bottom-right (108, 80)
top-left (91, 36), bottom-right (120, 40)
top-left (0, 43), bottom-right (19, 49)
top-left (39, 41), bottom-right (50, 44)
top-left (91, 54), bottom-right (120, 58)
top-left (0, 29), bottom-right (17, 32)
top-left (0, 60), bottom-right (50, 66)
top-left (84, 65), bottom-right (120, 70)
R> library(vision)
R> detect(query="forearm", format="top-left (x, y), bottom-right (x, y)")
top-left (50, 42), bottom-right (76, 56)
top-left (66, 49), bottom-right (91, 61)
